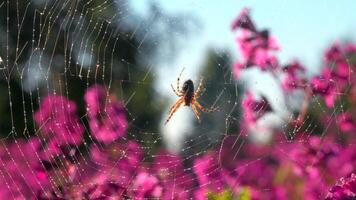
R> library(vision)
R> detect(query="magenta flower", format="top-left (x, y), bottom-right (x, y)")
top-left (34, 94), bottom-right (84, 145)
top-left (79, 182), bottom-right (127, 199)
top-left (236, 30), bottom-right (279, 68)
top-left (90, 140), bottom-right (143, 172)
top-left (322, 43), bottom-right (353, 92)
top-left (345, 43), bottom-right (356, 54)
top-left (75, 144), bottom-right (143, 196)
top-left (193, 152), bottom-right (225, 194)
top-left (218, 135), bottom-right (241, 170)
top-left (290, 137), bottom-right (339, 168)
top-left (309, 42), bottom-right (356, 109)
top-left (194, 188), bottom-right (210, 200)
top-left (80, 141), bottom-right (144, 193)
top-left (282, 74), bottom-right (301, 92)
top-left (282, 61), bottom-right (306, 92)
top-left (310, 74), bottom-right (338, 108)
top-left (161, 184), bottom-right (190, 200)
top-left (84, 84), bottom-right (107, 118)
top-left (231, 7), bottom-right (256, 32)
top-left (88, 102), bottom-right (128, 144)
top-left (235, 159), bottom-right (277, 189)
top-left (253, 47), bottom-right (279, 69)
top-left (326, 173), bottom-right (356, 200)
top-left (310, 73), bottom-right (332, 94)
top-left (233, 61), bottom-right (247, 79)
top-left (152, 150), bottom-right (184, 182)
top-left (0, 138), bottom-right (50, 199)
top-left (152, 150), bottom-right (195, 198)
top-left (242, 91), bottom-right (272, 125)
top-left (324, 43), bottom-right (343, 63)
top-left (236, 31), bottom-right (255, 62)
top-left (85, 84), bottom-right (128, 144)
top-left (337, 112), bottom-right (356, 132)
top-left (332, 61), bottom-right (350, 81)
top-left (232, 8), bottom-right (280, 79)
top-left (130, 172), bottom-right (163, 199)
top-left (39, 139), bottom-right (63, 160)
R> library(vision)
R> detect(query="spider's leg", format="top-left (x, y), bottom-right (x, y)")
top-left (191, 104), bottom-right (201, 123)
top-left (165, 98), bottom-right (184, 125)
top-left (167, 97), bottom-right (183, 114)
top-left (194, 100), bottom-right (219, 113)
top-left (194, 78), bottom-right (204, 98)
top-left (176, 67), bottom-right (185, 93)
top-left (171, 84), bottom-right (183, 96)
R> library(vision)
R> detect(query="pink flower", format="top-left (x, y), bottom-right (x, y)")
top-left (310, 42), bottom-right (356, 108)
top-left (34, 95), bottom-right (84, 145)
top-left (324, 43), bottom-right (343, 63)
top-left (281, 61), bottom-right (306, 92)
top-left (323, 43), bottom-right (354, 88)
top-left (235, 159), bottom-right (276, 189)
top-left (85, 84), bottom-right (128, 144)
top-left (233, 61), bottom-right (247, 79)
top-left (152, 150), bottom-right (195, 198)
top-left (88, 102), bottom-right (128, 144)
top-left (193, 152), bottom-right (225, 193)
top-left (0, 138), bottom-right (50, 198)
top-left (232, 9), bottom-right (280, 79)
top-left (333, 60), bottom-right (350, 81)
top-left (152, 150), bottom-right (184, 182)
top-left (79, 183), bottom-right (126, 199)
top-left (90, 141), bottom-right (143, 172)
top-left (161, 184), bottom-right (190, 200)
top-left (236, 31), bottom-right (280, 66)
top-left (85, 141), bottom-right (144, 191)
top-left (84, 84), bottom-right (107, 118)
top-left (231, 7), bottom-right (256, 32)
top-left (242, 92), bottom-right (272, 125)
top-left (337, 112), bottom-right (356, 132)
top-left (218, 135), bottom-right (240, 170)
top-left (310, 74), bottom-right (338, 108)
top-left (253, 48), bottom-right (279, 69)
top-left (131, 172), bottom-right (162, 199)
top-left (345, 43), bottom-right (356, 54)
top-left (326, 173), bottom-right (356, 200)
top-left (194, 188), bottom-right (210, 200)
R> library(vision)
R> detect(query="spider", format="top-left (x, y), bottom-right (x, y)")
top-left (165, 69), bottom-right (218, 125)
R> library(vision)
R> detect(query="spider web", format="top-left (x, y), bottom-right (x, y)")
top-left (0, 0), bottom-right (230, 198)
top-left (0, 0), bottom-right (355, 199)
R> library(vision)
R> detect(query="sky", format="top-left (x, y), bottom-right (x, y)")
top-left (130, 0), bottom-right (356, 150)
top-left (132, 0), bottom-right (356, 70)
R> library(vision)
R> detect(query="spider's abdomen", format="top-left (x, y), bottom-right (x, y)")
top-left (182, 79), bottom-right (194, 106)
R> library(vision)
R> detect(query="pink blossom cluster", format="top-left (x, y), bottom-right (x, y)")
top-left (0, 85), bottom-right (355, 199)
top-left (326, 173), bottom-right (356, 199)
top-left (1, 120), bottom-right (355, 199)
top-left (241, 92), bottom-right (272, 125)
top-left (233, 8), bottom-right (356, 133)
top-left (231, 7), bottom-right (356, 199)
top-left (310, 43), bottom-right (356, 108)
top-left (84, 85), bottom-right (128, 144)
top-left (231, 8), bottom-right (280, 79)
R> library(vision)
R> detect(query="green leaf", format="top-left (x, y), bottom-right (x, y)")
top-left (207, 189), bottom-right (234, 200)
top-left (238, 187), bottom-right (251, 200)
top-left (207, 187), bottom-right (251, 200)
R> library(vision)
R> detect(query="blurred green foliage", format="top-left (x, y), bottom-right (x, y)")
top-left (207, 187), bottom-right (251, 200)
top-left (197, 49), bottom-right (242, 134)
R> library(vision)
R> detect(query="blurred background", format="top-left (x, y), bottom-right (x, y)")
top-left (0, 0), bottom-right (356, 153)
